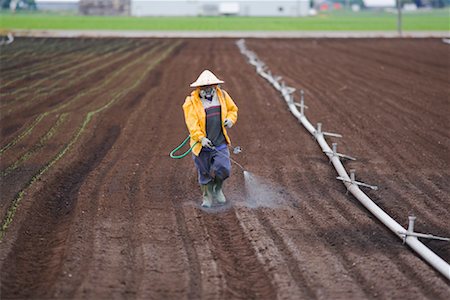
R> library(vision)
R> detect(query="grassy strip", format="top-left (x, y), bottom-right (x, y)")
top-left (0, 40), bottom-right (181, 240)
top-left (0, 40), bottom-right (160, 156)
top-left (1, 113), bottom-right (68, 177)
top-left (0, 9), bottom-right (449, 31)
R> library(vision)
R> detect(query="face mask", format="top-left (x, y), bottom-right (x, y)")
top-left (200, 86), bottom-right (215, 101)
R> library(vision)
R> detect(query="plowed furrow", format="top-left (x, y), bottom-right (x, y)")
top-left (0, 124), bottom-right (120, 298)
top-left (202, 208), bottom-right (276, 299)
top-left (0, 39), bottom-right (128, 95)
top-left (0, 41), bottom-right (161, 155)
top-left (255, 209), bottom-right (316, 299)
top-left (309, 167), bottom-right (447, 297)
top-left (1, 40), bottom-right (141, 115)
top-left (2, 39), bottom-right (100, 72)
top-left (296, 172), bottom-right (428, 298)
top-left (1, 38), bottom-right (112, 82)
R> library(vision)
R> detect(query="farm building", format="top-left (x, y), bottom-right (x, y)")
top-left (131, 0), bottom-right (310, 17)
top-left (35, 0), bottom-right (79, 11)
top-left (79, 0), bottom-right (129, 15)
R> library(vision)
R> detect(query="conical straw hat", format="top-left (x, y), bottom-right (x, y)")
top-left (190, 70), bottom-right (224, 87)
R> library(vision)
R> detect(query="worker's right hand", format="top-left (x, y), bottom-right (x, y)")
top-left (201, 137), bottom-right (214, 149)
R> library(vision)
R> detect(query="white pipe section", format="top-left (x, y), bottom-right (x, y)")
top-left (236, 39), bottom-right (450, 280)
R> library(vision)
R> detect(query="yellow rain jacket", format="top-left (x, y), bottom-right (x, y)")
top-left (183, 87), bottom-right (238, 156)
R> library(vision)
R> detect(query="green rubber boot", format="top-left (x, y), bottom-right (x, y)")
top-left (200, 183), bottom-right (214, 208)
top-left (214, 178), bottom-right (226, 204)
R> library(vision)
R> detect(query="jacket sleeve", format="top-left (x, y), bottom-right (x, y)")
top-left (223, 90), bottom-right (238, 124)
top-left (182, 97), bottom-right (205, 142)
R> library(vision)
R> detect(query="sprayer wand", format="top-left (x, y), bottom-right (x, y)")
top-left (211, 145), bottom-right (246, 172)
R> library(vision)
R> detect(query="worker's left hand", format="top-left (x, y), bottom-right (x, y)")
top-left (224, 118), bottom-right (233, 128)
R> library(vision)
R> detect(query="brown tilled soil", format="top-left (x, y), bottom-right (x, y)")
top-left (0, 38), bottom-right (449, 299)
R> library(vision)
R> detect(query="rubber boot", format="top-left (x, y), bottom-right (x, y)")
top-left (200, 183), bottom-right (214, 208)
top-left (213, 178), bottom-right (226, 204)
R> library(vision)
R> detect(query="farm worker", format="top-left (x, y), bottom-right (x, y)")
top-left (183, 70), bottom-right (238, 208)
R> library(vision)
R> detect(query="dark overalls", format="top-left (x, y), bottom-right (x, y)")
top-left (193, 105), bottom-right (231, 185)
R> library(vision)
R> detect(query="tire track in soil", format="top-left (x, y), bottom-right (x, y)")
top-left (214, 40), bottom-right (305, 299)
top-left (134, 102), bottom-right (196, 298)
top-left (142, 39), bottom-right (224, 299)
top-left (232, 206), bottom-right (309, 299)
top-left (254, 209), bottom-right (316, 299)
top-left (202, 207), bottom-right (277, 300)
top-left (169, 173), bottom-right (202, 300)
top-left (162, 39), bottom-right (243, 299)
top-left (160, 39), bottom-right (276, 300)
top-left (224, 40), bottom-right (338, 298)
top-left (222, 46), bottom-right (321, 298)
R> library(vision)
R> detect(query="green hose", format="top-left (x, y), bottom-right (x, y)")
top-left (170, 135), bottom-right (198, 159)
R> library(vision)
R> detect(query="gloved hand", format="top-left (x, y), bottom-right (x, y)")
top-left (201, 137), bottom-right (214, 149)
top-left (224, 118), bottom-right (233, 128)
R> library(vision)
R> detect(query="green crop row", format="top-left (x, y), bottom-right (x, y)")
top-left (0, 40), bottom-right (180, 240)
top-left (1, 38), bottom-right (116, 82)
top-left (0, 40), bottom-right (160, 157)
top-left (0, 39), bottom-right (127, 99)
top-left (1, 40), bottom-right (136, 116)
top-left (1, 113), bottom-right (69, 177)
